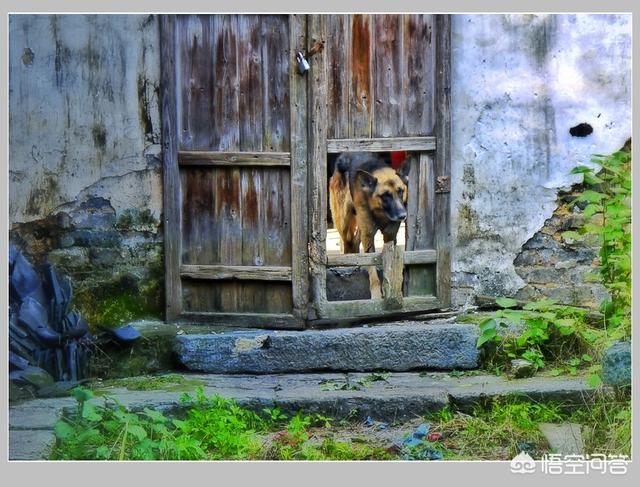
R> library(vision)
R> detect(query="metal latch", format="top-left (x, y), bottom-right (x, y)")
top-left (296, 51), bottom-right (310, 74)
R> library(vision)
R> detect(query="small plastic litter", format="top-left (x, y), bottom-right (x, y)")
top-left (413, 423), bottom-right (430, 439)
top-left (108, 324), bottom-right (142, 344)
top-left (427, 432), bottom-right (443, 442)
top-left (364, 416), bottom-right (389, 430)
top-left (395, 422), bottom-right (443, 461)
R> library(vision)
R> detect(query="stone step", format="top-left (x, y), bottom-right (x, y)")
top-left (174, 322), bottom-right (481, 374)
top-left (9, 371), bottom-right (598, 459)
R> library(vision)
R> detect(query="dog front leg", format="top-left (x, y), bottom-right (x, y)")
top-left (361, 233), bottom-right (382, 300)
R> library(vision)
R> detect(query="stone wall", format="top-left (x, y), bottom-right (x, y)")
top-left (513, 185), bottom-right (609, 308)
top-left (9, 14), bottom-right (163, 327)
top-left (8, 14), bottom-right (632, 322)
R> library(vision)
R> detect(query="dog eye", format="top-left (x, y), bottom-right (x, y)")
top-left (397, 188), bottom-right (404, 197)
top-left (382, 191), bottom-right (392, 199)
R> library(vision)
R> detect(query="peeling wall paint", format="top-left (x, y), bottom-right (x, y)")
top-left (9, 14), bottom-right (162, 224)
top-left (450, 14), bottom-right (631, 306)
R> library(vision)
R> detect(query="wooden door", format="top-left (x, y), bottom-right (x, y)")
top-left (307, 14), bottom-right (451, 322)
top-left (160, 15), bottom-right (308, 328)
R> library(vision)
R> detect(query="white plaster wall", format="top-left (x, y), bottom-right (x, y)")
top-left (9, 14), bottom-right (162, 225)
top-left (450, 14), bottom-right (631, 305)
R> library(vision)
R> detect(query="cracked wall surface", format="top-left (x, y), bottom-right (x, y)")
top-left (9, 14), bottom-right (164, 326)
top-left (450, 14), bottom-right (631, 306)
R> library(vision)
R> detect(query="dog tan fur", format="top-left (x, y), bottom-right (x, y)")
top-left (329, 152), bottom-right (409, 299)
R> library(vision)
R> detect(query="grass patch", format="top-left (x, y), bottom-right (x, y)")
top-left (425, 399), bottom-right (563, 460)
top-left (50, 386), bottom-right (395, 461)
top-left (425, 394), bottom-right (631, 460)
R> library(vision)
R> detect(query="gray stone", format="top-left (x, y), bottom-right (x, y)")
top-left (602, 341), bottom-right (631, 387)
top-left (9, 430), bottom-right (56, 460)
top-left (174, 323), bottom-right (481, 374)
top-left (538, 423), bottom-right (584, 455)
top-left (511, 359), bottom-right (536, 378)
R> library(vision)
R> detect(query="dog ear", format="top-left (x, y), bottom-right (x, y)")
top-left (356, 170), bottom-right (377, 192)
top-left (396, 159), bottom-right (411, 185)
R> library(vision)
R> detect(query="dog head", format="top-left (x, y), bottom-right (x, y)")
top-left (356, 160), bottom-right (410, 223)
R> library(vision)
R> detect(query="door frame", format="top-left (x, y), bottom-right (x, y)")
top-left (306, 14), bottom-right (451, 323)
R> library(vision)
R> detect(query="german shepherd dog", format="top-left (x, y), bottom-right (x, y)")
top-left (329, 152), bottom-right (410, 299)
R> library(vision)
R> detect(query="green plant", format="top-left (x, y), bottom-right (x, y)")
top-left (52, 386), bottom-right (391, 461)
top-left (476, 298), bottom-right (601, 373)
top-left (566, 148), bottom-right (631, 339)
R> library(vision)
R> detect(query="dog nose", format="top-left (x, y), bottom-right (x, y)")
top-left (393, 211), bottom-right (407, 221)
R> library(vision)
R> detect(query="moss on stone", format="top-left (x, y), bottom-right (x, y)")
top-left (95, 374), bottom-right (204, 392)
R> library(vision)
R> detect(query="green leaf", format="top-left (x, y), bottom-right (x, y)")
top-left (143, 408), bottom-right (168, 423)
top-left (561, 231), bottom-right (583, 241)
top-left (581, 354), bottom-right (593, 362)
top-left (523, 299), bottom-right (557, 311)
top-left (95, 446), bottom-right (111, 460)
top-left (496, 297), bottom-right (518, 309)
top-left (54, 420), bottom-right (75, 440)
top-left (82, 402), bottom-right (103, 422)
top-left (577, 190), bottom-right (606, 203)
top-left (479, 318), bottom-right (497, 332)
top-left (127, 424), bottom-right (148, 441)
top-left (72, 387), bottom-right (94, 402)
top-left (570, 165), bottom-right (593, 174)
top-left (476, 331), bottom-right (496, 348)
top-left (587, 374), bottom-right (603, 387)
top-left (583, 204), bottom-right (603, 219)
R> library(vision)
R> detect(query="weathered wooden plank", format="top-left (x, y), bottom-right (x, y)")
top-left (382, 241), bottom-right (403, 309)
top-left (307, 15), bottom-right (329, 320)
top-left (211, 15), bottom-right (240, 151)
top-left (160, 15), bottom-right (182, 321)
top-left (327, 136), bottom-right (436, 153)
top-left (327, 248), bottom-right (436, 266)
top-left (238, 15), bottom-right (264, 152)
top-left (178, 151), bottom-right (291, 166)
top-left (326, 15), bottom-right (350, 139)
top-left (349, 14), bottom-right (373, 138)
top-left (435, 15), bottom-right (452, 307)
top-left (176, 15), bottom-right (215, 150)
top-left (180, 265), bottom-right (292, 281)
top-left (403, 14), bottom-right (435, 136)
top-left (179, 311), bottom-right (302, 329)
top-left (180, 168), bottom-right (216, 265)
top-left (214, 166), bottom-right (243, 311)
top-left (319, 295), bottom-right (440, 320)
top-left (241, 167), bottom-right (266, 309)
top-left (406, 152), bottom-right (436, 296)
top-left (289, 14), bottom-right (310, 321)
top-left (262, 167), bottom-right (293, 312)
top-left (182, 280), bottom-right (292, 314)
top-left (262, 15), bottom-right (290, 152)
top-left (373, 15), bottom-right (403, 138)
